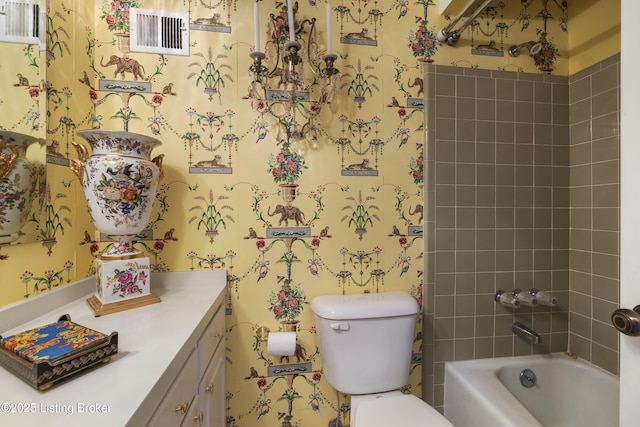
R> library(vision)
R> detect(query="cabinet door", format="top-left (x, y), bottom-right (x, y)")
top-left (147, 350), bottom-right (198, 427)
top-left (199, 346), bottom-right (225, 427)
top-left (197, 306), bottom-right (225, 376)
top-left (181, 395), bottom-right (203, 427)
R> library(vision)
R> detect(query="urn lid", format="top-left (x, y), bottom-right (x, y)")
top-left (76, 130), bottom-right (162, 158)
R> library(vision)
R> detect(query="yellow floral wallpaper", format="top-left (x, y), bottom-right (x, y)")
top-left (0, 0), bottom-right (618, 426)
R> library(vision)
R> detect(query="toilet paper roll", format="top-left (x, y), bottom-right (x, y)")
top-left (267, 331), bottom-right (296, 356)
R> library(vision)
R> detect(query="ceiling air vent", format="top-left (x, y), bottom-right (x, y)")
top-left (0, 0), bottom-right (45, 47)
top-left (130, 8), bottom-right (189, 56)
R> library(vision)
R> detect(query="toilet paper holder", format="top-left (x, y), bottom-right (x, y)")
top-left (256, 326), bottom-right (271, 342)
top-left (612, 305), bottom-right (640, 336)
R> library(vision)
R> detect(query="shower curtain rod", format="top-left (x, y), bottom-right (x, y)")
top-left (436, 0), bottom-right (494, 46)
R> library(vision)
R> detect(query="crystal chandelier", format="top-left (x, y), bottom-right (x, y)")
top-left (248, 0), bottom-right (339, 143)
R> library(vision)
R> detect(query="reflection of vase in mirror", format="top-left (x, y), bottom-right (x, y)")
top-left (0, 131), bottom-right (45, 244)
top-left (0, 0), bottom-right (48, 245)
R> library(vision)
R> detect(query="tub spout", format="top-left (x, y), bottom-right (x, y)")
top-left (512, 322), bottom-right (542, 344)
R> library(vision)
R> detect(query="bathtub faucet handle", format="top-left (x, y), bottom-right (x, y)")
top-left (512, 289), bottom-right (538, 307)
top-left (529, 289), bottom-right (558, 307)
top-left (494, 290), bottom-right (520, 309)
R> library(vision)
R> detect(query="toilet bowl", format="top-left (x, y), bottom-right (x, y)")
top-left (310, 292), bottom-right (453, 427)
top-left (351, 391), bottom-right (454, 427)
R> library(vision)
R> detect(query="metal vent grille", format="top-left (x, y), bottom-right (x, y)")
top-left (0, 0), bottom-right (44, 46)
top-left (130, 8), bottom-right (189, 56)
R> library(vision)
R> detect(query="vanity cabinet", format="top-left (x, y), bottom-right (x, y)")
top-left (147, 301), bottom-right (226, 427)
top-left (0, 271), bottom-right (227, 427)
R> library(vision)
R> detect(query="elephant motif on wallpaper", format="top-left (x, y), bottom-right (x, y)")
top-left (101, 55), bottom-right (145, 80)
top-left (268, 204), bottom-right (306, 226)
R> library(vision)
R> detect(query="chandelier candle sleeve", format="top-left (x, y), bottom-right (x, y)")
top-left (287, 0), bottom-right (295, 42)
top-left (254, 1), bottom-right (260, 51)
top-left (326, 3), bottom-right (332, 54)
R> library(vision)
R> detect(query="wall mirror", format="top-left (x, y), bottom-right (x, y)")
top-left (0, 0), bottom-right (47, 245)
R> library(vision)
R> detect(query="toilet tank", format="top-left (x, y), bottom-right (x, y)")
top-left (311, 291), bottom-right (420, 395)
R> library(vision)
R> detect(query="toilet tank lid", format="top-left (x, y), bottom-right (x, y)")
top-left (310, 291), bottom-right (420, 320)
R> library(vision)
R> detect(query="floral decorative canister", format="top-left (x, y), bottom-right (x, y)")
top-left (95, 256), bottom-right (151, 306)
top-left (71, 130), bottom-right (164, 316)
top-left (0, 131), bottom-right (44, 244)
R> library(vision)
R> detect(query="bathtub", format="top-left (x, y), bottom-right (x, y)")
top-left (444, 353), bottom-right (619, 427)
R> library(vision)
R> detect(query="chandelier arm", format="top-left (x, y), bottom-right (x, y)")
top-left (266, 40), bottom-right (285, 79)
top-left (299, 121), bottom-right (311, 137)
top-left (263, 101), bottom-right (292, 124)
top-left (299, 17), bottom-right (317, 62)
top-left (257, 83), bottom-right (268, 103)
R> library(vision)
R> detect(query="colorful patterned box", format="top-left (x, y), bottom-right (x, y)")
top-left (0, 315), bottom-right (118, 390)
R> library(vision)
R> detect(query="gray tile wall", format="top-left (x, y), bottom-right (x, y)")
top-left (567, 54), bottom-right (620, 373)
top-left (422, 55), bottom-right (620, 412)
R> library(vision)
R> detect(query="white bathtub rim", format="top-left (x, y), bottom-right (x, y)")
top-left (446, 351), bottom-right (613, 370)
top-left (443, 352), bottom-right (619, 427)
top-left (444, 358), bottom-right (543, 427)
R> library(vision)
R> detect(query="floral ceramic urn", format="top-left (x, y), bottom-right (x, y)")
top-left (72, 130), bottom-right (164, 257)
top-left (0, 131), bottom-right (44, 244)
top-left (72, 129), bottom-right (164, 316)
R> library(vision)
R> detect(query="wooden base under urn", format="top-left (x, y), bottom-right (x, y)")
top-left (71, 130), bottom-right (164, 316)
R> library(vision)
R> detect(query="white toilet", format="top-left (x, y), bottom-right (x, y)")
top-left (311, 291), bottom-right (454, 427)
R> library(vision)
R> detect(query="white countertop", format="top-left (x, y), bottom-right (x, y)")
top-left (0, 270), bottom-right (227, 426)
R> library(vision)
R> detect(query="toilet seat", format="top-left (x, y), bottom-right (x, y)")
top-left (353, 394), bottom-right (454, 427)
